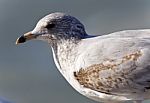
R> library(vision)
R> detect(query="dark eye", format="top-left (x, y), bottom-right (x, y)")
top-left (45, 23), bottom-right (55, 29)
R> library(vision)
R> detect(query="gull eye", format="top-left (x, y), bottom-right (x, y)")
top-left (45, 23), bottom-right (55, 29)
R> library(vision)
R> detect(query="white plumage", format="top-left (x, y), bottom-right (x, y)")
top-left (52, 29), bottom-right (150, 103)
top-left (16, 12), bottom-right (150, 103)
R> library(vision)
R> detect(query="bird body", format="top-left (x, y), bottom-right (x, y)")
top-left (51, 29), bottom-right (150, 103)
top-left (16, 12), bottom-right (150, 103)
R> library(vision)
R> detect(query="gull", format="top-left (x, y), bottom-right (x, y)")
top-left (16, 12), bottom-right (150, 103)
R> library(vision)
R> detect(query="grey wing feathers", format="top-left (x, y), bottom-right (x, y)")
top-left (75, 31), bottom-right (150, 95)
top-left (133, 65), bottom-right (150, 89)
top-left (75, 49), bottom-right (150, 95)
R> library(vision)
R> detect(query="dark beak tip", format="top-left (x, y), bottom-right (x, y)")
top-left (15, 36), bottom-right (26, 45)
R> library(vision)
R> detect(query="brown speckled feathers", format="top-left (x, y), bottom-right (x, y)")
top-left (74, 51), bottom-right (146, 94)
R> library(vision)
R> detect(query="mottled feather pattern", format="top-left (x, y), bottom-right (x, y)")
top-left (16, 12), bottom-right (150, 103)
top-left (74, 51), bottom-right (146, 94)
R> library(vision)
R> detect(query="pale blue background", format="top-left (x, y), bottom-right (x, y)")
top-left (0, 0), bottom-right (150, 103)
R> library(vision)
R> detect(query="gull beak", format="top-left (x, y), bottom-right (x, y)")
top-left (16, 32), bottom-right (37, 45)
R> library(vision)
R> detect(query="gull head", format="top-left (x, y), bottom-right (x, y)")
top-left (16, 12), bottom-right (87, 45)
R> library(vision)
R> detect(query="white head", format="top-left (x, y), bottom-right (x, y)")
top-left (16, 12), bottom-right (87, 45)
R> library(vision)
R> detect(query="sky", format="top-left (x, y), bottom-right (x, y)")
top-left (1, 0), bottom-right (150, 103)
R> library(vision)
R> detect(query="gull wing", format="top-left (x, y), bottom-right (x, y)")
top-left (74, 29), bottom-right (150, 95)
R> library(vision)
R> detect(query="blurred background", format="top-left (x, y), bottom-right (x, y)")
top-left (1, 0), bottom-right (150, 103)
